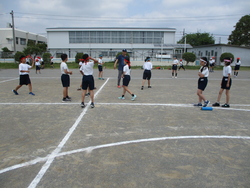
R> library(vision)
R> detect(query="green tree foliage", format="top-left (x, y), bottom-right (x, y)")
top-left (23, 43), bottom-right (47, 57)
top-left (2, 47), bottom-right (11, 52)
top-left (14, 51), bottom-right (25, 62)
top-left (228, 15), bottom-right (250, 46)
top-left (75, 53), bottom-right (84, 64)
top-left (220, 52), bottom-right (234, 63)
top-left (43, 52), bottom-right (52, 64)
top-left (182, 52), bottom-right (196, 65)
top-left (178, 32), bottom-right (215, 46)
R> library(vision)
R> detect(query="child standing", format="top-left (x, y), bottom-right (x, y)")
top-left (118, 58), bottom-right (137, 100)
top-left (12, 55), bottom-right (35, 95)
top-left (98, 55), bottom-right (105, 80)
top-left (212, 57), bottom-right (232, 108)
top-left (35, 58), bottom-right (41, 74)
top-left (178, 59), bottom-right (185, 71)
top-left (79, 54), bottom-right (98, 108)
top-left (172, 56), bottom-right (178, 78)
top-left (141, 56), bottom-right (152, 90)
top-left (194, 57), bottom-right (210, 107)
top-left (60, 54), bottom-right (72, 102)
top-left (234, 57), bottom-right (241, 77)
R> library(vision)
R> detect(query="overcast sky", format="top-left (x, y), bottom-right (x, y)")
top-left (0, 0), bottom-right (249, 44)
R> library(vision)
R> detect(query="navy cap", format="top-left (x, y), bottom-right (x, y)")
top-left (122, 49), bottom-right (127, 52)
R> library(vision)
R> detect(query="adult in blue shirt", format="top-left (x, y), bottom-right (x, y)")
top-left (114, 49), bottom-right (129, 88)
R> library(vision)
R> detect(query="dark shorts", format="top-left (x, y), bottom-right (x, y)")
top-left (198, 77), bottom-right (208, 91)
top-left (172, 64), bottom-right (177, 70)
top-left (61, 74), bottom-right (70, 87)
top-left (82, 75), bottom-right (95, 90)
top-left (221, 77), bottom-right (232, 90)
top-left (234, 65), bottom-right (240, 71)
top-left (36, 66), bottom-right (40, 70)
top-left (143, 70), bottom-right (151, 80)
top-left (98, 65), bottom-right (103, 72)
top-left (19, 75), bottom-right (31, 85)
top-left (123, 75), bottom-right (131, 86)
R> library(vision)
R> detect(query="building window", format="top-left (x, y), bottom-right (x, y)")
top-left (16, 37), bottom-right (19, 44)
top-left (20, 38), bottom-right (26, 45)
top-left (211, 50), bottom-right (214, 56)
top-left (69, 31), bottom-right (164, 44)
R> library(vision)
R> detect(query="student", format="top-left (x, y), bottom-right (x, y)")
top-left (12, 55), bottom-right (35, 95)
top-left (212, 57), bottom-right (232, 108)
top-left (50, 56), bottom-right (54, 68)
top-left (35, 58), bottom-right (41, 74)
top-left (118, 57), bottom-right (137, 100)
top-left (114, 49), bottom-right (128, 88)
top-left (234, 57), bottom-right (241, 77)
top-left (60, 54), bottom-right (72, 102)
top-left (194, 57), bottom-right (210, 107)
top-left (178, 59), bottom-right (185, 71)
top-left (77, 59), bottom-right (83, 91)
top-left (79, 54), bottom-right (98, 108)
top-left (172, 56), bottom-right (178, 78)
top-left (141, 56), bottom-right (152, 90)
top-left (209, 57), bottom-right (215, 72)
top-left (98, 55), bottom-right (105, 80)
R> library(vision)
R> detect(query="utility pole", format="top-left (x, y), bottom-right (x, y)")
top-left (183, 29), bottom-right (186, 55)
top-left (10, 10), bottom-right (16, 53)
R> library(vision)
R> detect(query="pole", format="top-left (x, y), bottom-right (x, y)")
top-left (183, 29), bottom-right (186, 54)
top-left (10, 10), bottom-right (16, 54)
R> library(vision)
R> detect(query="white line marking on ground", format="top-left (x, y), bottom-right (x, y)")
top-left (0, 77), bottom-right (18, 83)
top-left (1, 135), bottom-right (249, 175)
top-left (27, 78), bottom-right (110, 188)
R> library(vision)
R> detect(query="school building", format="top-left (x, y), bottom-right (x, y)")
top-left (188, 44), bottom-right (250, 66)
top-left (0, 28), bottom-right (47, 54)
top-left (46, 27), bottom-right (192, 62)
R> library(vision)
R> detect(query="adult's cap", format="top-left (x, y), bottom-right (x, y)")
top-left (122, 49), bottom-right (127, 52)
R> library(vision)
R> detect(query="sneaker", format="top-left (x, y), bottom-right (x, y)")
top-left (85, 93), bottom-right (90, 97)
top-left (148, 86), bottom-right (152, 88)
top-left (81, 102), bottom-right (85, 108)
top-left (29, 92), bottom-right (35, 96)
top-left (12, 90), bottom-right (19, 95)
top-left (193, 103), bottom-right (202, 107)
top-left (203, 100), bottom-right (210, 107)
top-left (131, 95), bottom-right (137, 101)
top-left (118, 96), bottom-right (125, 100)
top-left (117, 85), bottom-right (121, 88)
top-left (62, 98), bottom-right (71, 102)
top-left (212, 102), bottom-right (220, 107)
top-left (221, 103), bottom-right (230, 108)
top-left (101, 78), bottom-right (104, 80)
top-left (90, 102), bottom-right (95, 108)
top-left (66, 96), bottom-right (71, 101)
top-left (141, 86), bottom-right (144, 90)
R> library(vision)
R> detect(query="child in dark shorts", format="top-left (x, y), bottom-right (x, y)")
top-left (212, 57), bottom-right (232, 108)
top-left (12, 55), bottom-right (35, 95)
top-left (194, 57), bottom-right (210, 107)
top-left (118, 58), bottom-right (137, 101)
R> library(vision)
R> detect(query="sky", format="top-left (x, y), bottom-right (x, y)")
top-left (0, 0), bottom-right (249, 44)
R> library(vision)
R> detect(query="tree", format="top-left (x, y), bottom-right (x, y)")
top-left (14, 51), bottom-right (25, 62)
top-left (75, 53), bottom-right (84, 64)
top-left (2, 47), bottom-right (11, 52)
top-left (178, 32), bottom-right (215, 46)
top-left (182, 52), bottom-right (196, 65)
top-left (220, 52), bottom-right (234, 63)
top-left (43, 52), bottom-right (52, 64)
top-left (23, 43), bottom-right (47, 57)
top-left (228, 15), bottom-right (250, 46)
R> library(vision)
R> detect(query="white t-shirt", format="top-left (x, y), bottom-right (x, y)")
top-left (235, 61), bottom-right (241, 66)
top-left (60, 62), bottom-right (69, 74)
top-left (98, 58), bottom-right (103, 66)
top-left (80, 61), bottom-right (94, 75)
top-left (143, 61), bottom-right (152, 70)
top-left (199, 66), bottom-right (209, 77)
top-left (173, 59), bottom-right (178, 65)
top-left (123, 64), bottom-right (131, 75)
top-left (19, 63), bottom-right (32, 75)
top-left (223, 66), bottom-right (232, 77)
top-left (35, 61), bottom-right (41, 66)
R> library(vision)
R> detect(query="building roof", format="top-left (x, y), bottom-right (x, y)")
top-left (46, 27), bottom-right (176, 32)
top-left (192, 44), bottom-right (250, 49)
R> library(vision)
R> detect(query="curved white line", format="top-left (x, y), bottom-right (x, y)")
top-left (1, 135), bottom-right (249, 175)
